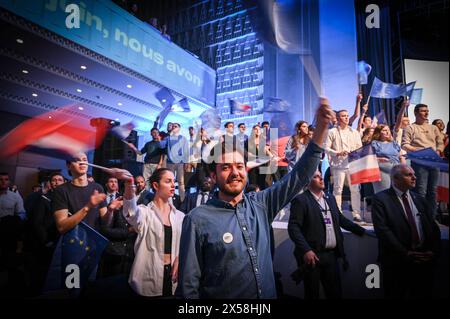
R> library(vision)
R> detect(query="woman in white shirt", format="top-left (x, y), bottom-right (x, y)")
top-left (121, 168), bottom-right (185, 297)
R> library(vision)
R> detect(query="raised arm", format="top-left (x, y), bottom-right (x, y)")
top-left (349, 93), bottom-right (363, 127)
top-left (256, 98), bottom-right (334, 217)
top-left (394, 98), bottom-right (409, 133)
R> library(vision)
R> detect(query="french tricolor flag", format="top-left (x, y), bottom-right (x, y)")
top-left (348, 145), bottom-right (381, 185)
top-left (0, 105), bottom-right (107, 160)
top-left (229, 99), bottom-right (251, 114)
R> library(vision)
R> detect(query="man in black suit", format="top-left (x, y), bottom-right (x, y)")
top-left (372, 164), bottom-right (441, 299)
top-left (288, 170), bottom-right (366, 299)
top-left (180, 176), bottom-right (214, 213)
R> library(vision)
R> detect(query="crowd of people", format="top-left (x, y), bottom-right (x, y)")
top-left (0, 96), bottom-right (448, 299)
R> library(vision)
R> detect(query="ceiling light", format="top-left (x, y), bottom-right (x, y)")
top-left (16, 38), bottom-right (24, 44)
top-left (80, 65), bottom-right (87, 70)
top-left (117, 102), bottom-right (123, 106)
top-left (78, 106), bottom-right (84, 110)
top-left (76, 89), bottom-right (82, 93)
top-left (22, 70), bottom-right (29, 74)
top-left (32, 93), bottom-right (38, 97)
top-left (115, 118), bottom-right (120, 121)
top-left (48, 116), bottom-right (52, 119)
top-left (161, 99), bottom-right (166, 103)
top-left (126, 84), bottom-right (132, 88)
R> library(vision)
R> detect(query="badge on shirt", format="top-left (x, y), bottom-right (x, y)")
top-left (324, 217), bottom-right (332, 225)
top-left (223, 232), bottom-right (233, 244)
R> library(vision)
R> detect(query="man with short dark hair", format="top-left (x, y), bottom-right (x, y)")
top-left (224, 122), bottom-right (234, 137)
top-left (135, 175), bottom-right (152, 205)
top-left (140, 128), bottom-right (164, 190)
top-left (402, 103), bottom-right (444, 216)
top-left (180, 176), bottom-right (214, 213)
top-left (288, 170), bottom-right (366, 299)
top-left (235, 123), bottom-right (248, 150)
top-left (105, 177), bottom-right (120, 206)
top-left (372, 164), bottom-right (441, 299)
top-left (53, 153), bottom-right (107, 233)
top-left (176, 98), bottom-right (334, 299)
top-left (161, 123), bottom-right (189, 201)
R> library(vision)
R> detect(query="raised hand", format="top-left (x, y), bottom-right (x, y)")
top-left (88, 190), bottom-right (106, 209)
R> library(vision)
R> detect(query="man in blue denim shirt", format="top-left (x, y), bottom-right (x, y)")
top-left (176, 99), bottom-right (334, 299)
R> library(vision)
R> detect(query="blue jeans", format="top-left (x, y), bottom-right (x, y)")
top-left (411, 162), bottom-right (439, 215)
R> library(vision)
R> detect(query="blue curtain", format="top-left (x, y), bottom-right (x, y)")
top-left (355, 0), bottom-right (396, 125)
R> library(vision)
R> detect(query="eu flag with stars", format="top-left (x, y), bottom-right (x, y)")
top-left (369, 77), bottom-right (415, 99)
top-left (43, 221), bottom-right (109, 295)
top-left (407, 148), bottom-right (448, 172)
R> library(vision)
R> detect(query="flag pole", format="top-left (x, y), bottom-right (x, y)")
top-left (80, 162), bottom-right (133, 178)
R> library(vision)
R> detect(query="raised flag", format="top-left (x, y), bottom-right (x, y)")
top-left (110, 122), bottom-right (135, 140)
top-left (369, 77), bottom-right (405, 99)
top-left (372, 110), bottom-right (387, 127)
top-left (356, 60), bottom-right (372, 85)
top-left (348, 145), bottom-right (381, 185)
top-left (409, 88), bottom-right (423, 105)
top-left (43, 221), bottom-right (109, 295)
top-left (229, 99), bottom-right (251, 114)
top-left (407, 148), bottom-right (449, 172)
top-left (155, 87), bottom-right (175, 108)
top-left (264, 97), bottom-right (290, 113)
top-left (0, 105), bottom-right (107, 160)
top-left (177, 98), bottom-right (190, 112)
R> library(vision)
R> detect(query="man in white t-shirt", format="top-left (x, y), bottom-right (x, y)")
top-left (325, 110), bottom-right (363, 222)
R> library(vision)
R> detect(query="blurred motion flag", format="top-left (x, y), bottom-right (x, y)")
top-left (264, 97), bottom-right (290, 113)
top-left (348, 145), bottom-right (381, 185)
top-left (229, 99), bottom-right (251, 114)
top-left (110, 122), bottom-right (135, 140)
top-left (372, 110), bottom-right (387, 126)
top-left (409, 88), bottom-right (423, 105)
top-left (199, 108), bottom-right (222, 139)
top-left (356, 61), bottom-right (372, 85)
top-left (177, 98), bottom-right (191, 112)
top-left (155, 87), bottom-right (175, 109)
top-left (406, 148), bottom-right (448, 172)
top-left (0, 104), bottom-right (107, 160)
top-left (43, 221), bottom-right (109, 295)
top-left (369, 77), bottom-right (416, 99)
top-left (369, 77), bottom-right (405, 98)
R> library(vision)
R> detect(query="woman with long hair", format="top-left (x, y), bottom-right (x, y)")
top-left (371, 124), bottom-right (405, 193)
top-left (285, 120), bottom-right (310, 171)
top-left (245, 124), bottom-right (272, 189)
top-left (120, 168), bottom-right (185, 298)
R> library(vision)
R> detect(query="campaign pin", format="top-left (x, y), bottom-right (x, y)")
top-left (223, 232), bottom-right (233, 244)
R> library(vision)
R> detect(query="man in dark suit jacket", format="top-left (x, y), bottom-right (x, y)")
top-left (288, 170), bottom-right (366, 299)
top-left (372, 164), bottom-right (441, 299)
top-left (135, 175), bottom-right (152, 205)
top-left (180, 176), bottom-right (214, 213)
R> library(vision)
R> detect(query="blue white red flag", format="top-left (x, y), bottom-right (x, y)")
top-left (348, 145), bottom-right (381, 185)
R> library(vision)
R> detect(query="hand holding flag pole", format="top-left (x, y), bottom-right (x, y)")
top-left (80, 162), bottom-right (133, 181)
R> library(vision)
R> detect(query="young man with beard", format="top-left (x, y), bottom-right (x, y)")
top-left (176, 99), bottom-right (334, 299)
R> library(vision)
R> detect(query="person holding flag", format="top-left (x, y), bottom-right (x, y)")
top-left (325, 110), bottom-right (363, 222)
top-left (371, 124), bottom-right (405, 193)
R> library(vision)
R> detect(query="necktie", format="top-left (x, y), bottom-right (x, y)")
top-left (109, 194), bottom-right (114, 204)
top-left (401, 193), bottom-right (420, 248)
top-left (200, 192), bottom-right (207, 205)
